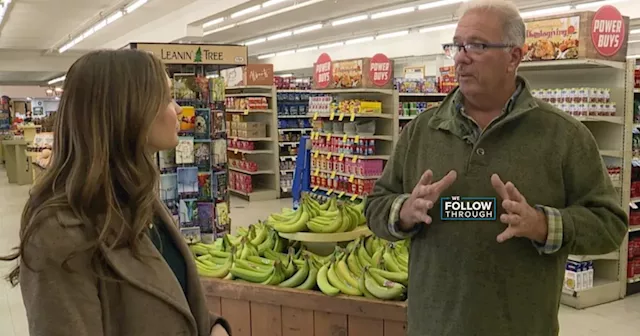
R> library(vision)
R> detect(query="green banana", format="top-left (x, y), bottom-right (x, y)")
top-left (327, 262), bottom-right (362, 296)
top-left (247, 255), bottom-right (275, 266)
top-left (369, 267), bottom-right (408, 286)
top-left (269, 206), bottom-right (309, 233)
top-left (336, 255), bottom-right (360, 289)
top-left (357, 241), bottom-right (373, 267)
top-left (371, 248), bottom-right (383, 267)
top-left (383, 246), bottom-right (402, 273)
top-left (234, 259), bottom-right (273, 273)
top-left (346, 251), bottom-right (364, 278)
top-left (257, 230), bottom-right (276, 255)
top-left (358, 271), bottom-right (376, 299)
top-left (195, 253), bottom-right (233, 278)
top-left (250, 222), bottom-right (268, 246)
top-left (363, 267), bottom-right (406, 301)
top-left (230, 262), bottom-right (274, 283)
top-left (295, 264), bottom-right (318, 290)
top-left (279, 257), bottom-right (310, 288)
top-left (261, 261), bottom-right (285, 286)
top-left (364, 237), bottom-right (376, 256)
top-left (317, 263), bottom-right (340, 296)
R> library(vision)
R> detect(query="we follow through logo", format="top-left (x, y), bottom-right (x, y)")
top-left (440, 196), bottom-right (497, 221)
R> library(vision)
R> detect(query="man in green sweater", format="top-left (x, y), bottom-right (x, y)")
top-left (365, 0), bottom-right (628, 335)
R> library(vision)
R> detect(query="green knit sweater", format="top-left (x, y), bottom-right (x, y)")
top-left (365, 78), bottom-right (627, 336)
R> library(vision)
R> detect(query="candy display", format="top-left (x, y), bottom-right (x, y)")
top-left (311, 135), bottom-right (377, 156)
top-left (398, 101), bottom-right (441, 118)
top-left (225, 96), bottom-right (269, 111)
top-left (394, 76), bottom-right (438, 93)
top-left (309, 96), bottom-right (383, 116)
top-left (312, 173), bottom-right (376, 196)
top-left (229, 171), bottom-right (253, 194)
top-left (312, 156), bottom-right (383, 177)
top-left (229, 158), bottom-right (259, 172)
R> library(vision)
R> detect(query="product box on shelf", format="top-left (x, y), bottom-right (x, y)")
top-left (221, 64), bottom-right (274, 87)
top-left (313, 55), bottom-right (394, 90)
top-left (563, 260), bottom-right (594, 294)
top-left (523, 9), bottom-right (630, 63)
top-left (236, 129), bottom-right (266, 139)
top-left (531, 87), bottom-right (617, 116)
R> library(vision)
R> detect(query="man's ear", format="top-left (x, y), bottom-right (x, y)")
top-left (508, 47), bottom-right (523, 73)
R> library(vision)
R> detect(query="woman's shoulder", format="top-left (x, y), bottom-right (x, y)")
top-left (23, 208), bottom-right (93, 268)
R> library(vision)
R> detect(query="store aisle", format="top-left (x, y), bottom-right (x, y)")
top-left (0, 166), bottom-right (639, 335)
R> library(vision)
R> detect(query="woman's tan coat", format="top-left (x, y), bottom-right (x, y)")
top-left (19, 199), bottom-right (228, 336)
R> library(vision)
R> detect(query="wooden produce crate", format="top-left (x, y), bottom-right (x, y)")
top-left (201, 278), bottom-right (407, 336)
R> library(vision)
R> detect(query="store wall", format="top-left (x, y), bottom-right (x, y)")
top-left (0, 86), bottom-right (49, 99)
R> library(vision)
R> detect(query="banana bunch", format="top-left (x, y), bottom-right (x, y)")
top-left (266, 203), bottom-right (310, 233)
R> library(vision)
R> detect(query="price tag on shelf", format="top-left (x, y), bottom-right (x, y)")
top-left (349, 175), bottom-right (355, 183)
top-left (326, 152), bottom-right (332, 159)
top-left (329, 111), bottom-right (335, 120)
top-left (313, 168), bottom-right (319, 176)
top-left (326, 133), bottom-right (332, 141)
top-left (278, 130), bottom-right (284, 135)
top-left (314, 150), bottom-right (319, 158)
top-left (350, 194), bottom-right (359, 201)
top-left (338, 191), bottom-right (345, 198)
top-left (330, 171), bottom-right (336, 179)
top-left (352, 155), bottom-right (358, 163)
top-left (313, 186), bottom-right (319, 192)
top-left (338, 112), bottom-right (345, 121)
top-left (339, 153), bottom-right (344, 161)
top-left (280, 157), bottom-right (286, 161)
top-left (244, 110), bottom-right (249, 115)
top-left (313, 112), bottom-right (319, 120)
top-left (281, 170), bottom-right (287, 175)
top-left (342, 134), bottom-right (348, 142)
top-left (291, 143), bottom-right (297, 148)
top-left (350, 111), bottom-right (355, 122)
top-left (354, 135), bottom-right (360, 143)
top-left (327, 189), bottom-right (334, 195)
top-left (233, 149), bottom-right (238, 154)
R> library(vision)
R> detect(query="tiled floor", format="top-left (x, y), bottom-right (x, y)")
top-left (0, 166), bottom-right (639, 335)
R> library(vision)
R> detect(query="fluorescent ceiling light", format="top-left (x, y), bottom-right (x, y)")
top-left (244, 37), bottom-right (267, 45)
top-left (627, 54), bottom-right (640, 59)
top-left (239, 0), bottom-right (326, 25)
top-left (371, 7), bottom-right (415, 20)
top-left (82, 27), bottom-right (96, 39)
top-left (332, 15), bottom-right (368, 26)
top-left (294, 24), bottom-right (323, 35)
top-left (631, 29), bottom-right (640, 34)
top-left (92, 19), bottom-right (107, 33)
top-left (297, 46), bottom-right (319, 53)
top-left (377, 30), bottom-right (409, 40)
top-left (576, 0), bottom-right (627, 10)
top-left (106, 10), bottom-right (123, 24)
top-left (257, 53), bottom-right (276, 59)
top-left (419, 23), bottom-right (457, 33)
top-left (629, 40), bottom-right (640, 44)
top-left (278, 73), bottom-right (294, 77)
top-left (319, 41), bottom-right (344, 49)
top-left (230, 5), bottom-right (261, 19)
top-left (520, 6), bottom-right (570, 19)
top-left (204, 23), bottom-right (237, 35)
top-left (345, 36), bottom-right (374, 45)
top-left (125, 0), bottom-right (148, 14)
top-left (268, 31), bottom-right (292, 40)
top-left (418, 0), bottom-right (467, 10)
top-left (203, 17), bottom-right (224, 28)
top-left (47, 75), bottom-right (66, 85)
top-left (262, 0), bottom-right (288, 7)
top-left (59, 42), bottom-right (74, 53)
top-left (277, 49), bottom-right (296, 56)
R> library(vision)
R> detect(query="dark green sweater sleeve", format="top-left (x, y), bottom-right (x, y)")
top-left (559, 123), bottom-right (628, 255)
top-left (365, 118), bottom-right (415, 242)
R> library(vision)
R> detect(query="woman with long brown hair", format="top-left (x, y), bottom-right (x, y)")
top-left (1, 49), bottom-right (230, 336)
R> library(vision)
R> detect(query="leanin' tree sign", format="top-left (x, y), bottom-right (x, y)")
top-left (130, 43), bottom-right (248, 66)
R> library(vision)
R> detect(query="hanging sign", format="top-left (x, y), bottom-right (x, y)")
top-left (130, 43), bottom-right (248, 65)
top-left (314, 53), bottom-right (332, 89)
top-left (591, 5), bottom-right (625, 57)
top-left (369, 53), bottom-right (392, 87)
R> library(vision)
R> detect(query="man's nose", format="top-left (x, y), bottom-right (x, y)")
top-left (454, 48), bottom-right (470, 65)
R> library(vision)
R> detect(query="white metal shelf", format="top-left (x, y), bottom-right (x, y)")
top-left (312, 167), bottom-right (382, 180)
top-left (399, 92), bottom-right (447, 97)
top-left (279, 128), bottom-right (312, 132)
top-left (313, 150), bottom-right (390, 161)
top-left (309, 112), bottom-right (394, 119)
top-left (519, 58), bottom-right (626, 71)
top-left (560, 278), bottom-right (621, 309)
top-left (278, 115), bottom-right (311, 119)
top-left (568, 251), bottom-right (619, 262)
top-left (227, 109), bottom-right (273, 114)
top-left (225, 93), bottom-right (272, 98)
top-left (228, 136), bottom-right (272, 142)
top-left (226, 86), bottom-right (273, 90)
top-left (313, 132), bottom-right (394, 141)
top-left (229, 167), bottom-right (275, 175)
top-left (227, 148), bottom-right (273, 155)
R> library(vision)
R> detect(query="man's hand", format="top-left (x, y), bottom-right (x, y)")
top-left (211, 324), bottom-right (229, 336)
top-left (398, 170), bottom-right (457, 230)
top-left (491, 174), bottom-right (548, 243)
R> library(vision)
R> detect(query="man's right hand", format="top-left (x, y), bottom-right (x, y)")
top-left (398, 170), bottom-right (457, 231)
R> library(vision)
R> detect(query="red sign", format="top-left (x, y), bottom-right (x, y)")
top-left (369, 53), bottom-right (392, 87)
top-left (314, 53), bottom-right (332, 89)
top-left (591, 5), bottom-right (625, 57)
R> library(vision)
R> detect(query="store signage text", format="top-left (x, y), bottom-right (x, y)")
top-left (440, 196), bottom-right (497, 221)
top-left (369, 53), bottom-right (392, 87)
top-left (591, 5), bottom-right (625, 57)
top-left (160, 47), bottom-right (225, 63)
top-left (133, 43), bottom-right (248, 65)
top-left (314, 53), bottom-right (332, 89)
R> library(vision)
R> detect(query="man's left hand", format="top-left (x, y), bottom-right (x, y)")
top-left (491, 174), bottom-right (548, 244)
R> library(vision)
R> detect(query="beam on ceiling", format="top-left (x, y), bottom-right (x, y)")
top-left (0, 50), bottom-right (77, 73)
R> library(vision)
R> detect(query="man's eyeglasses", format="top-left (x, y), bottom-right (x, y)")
top-left (442, 43), bottom-right (515, 59)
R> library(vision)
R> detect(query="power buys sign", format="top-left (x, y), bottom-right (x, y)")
top-left (131, 43), bottom-right (248, 65)
top-left (441, 196), bottom-right (497, 221)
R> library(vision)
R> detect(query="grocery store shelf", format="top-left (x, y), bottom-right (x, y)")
top-left (229, 167), bottom-right (275, 175)
top-left (279, 142), bottom-right (299, 146)
top-left (279, 155), bottom-right (296, 160)
top-left (630, 225), bottom-right (640, 233)
top-left (519, 58), bottom-right (626, 71)
top-left (599, 150), bottom-right (623, 158)
top-left (311, 88), bottom-right (394, 95)
top-left (399, 92), bottom-right (447, 97)
top-left (315, 132), bottom-right (394, 141)
top-left (226, 85), bottom-right (273, 90)
top-left (561, 278), bottom-right (621, 309)
top-left (568, 251), bottom-right (619, 262)
top-left (633, 88), bottom-right (640, 93)
top-left (311, 185), bottom-right (364, 200)
top-left (228, 148), bottom-right (273, 155)
top-left (278, 115), bottom-right (311, 119)
top-left (280, 169), bottom-right (295, 174)
top-left (314, 150), bottom-right (390, 160)
top-left (399, 115), bottom-right (417, 120)
top-left (312, 168), bottom-right (382, 180)
top-left (309, 112), bottom-right (393, 119)
top-left (629, 276), bottom-right (640, 284)
top-left (574, 116), bottom-right (624, 125)
top-left (277, 89), bottom-right (313, 93)
top-left (630, 197), bottom-right (640, 203)
top-left (229, 136), bottom-right (272, 142)
top-left (227, 109), bottom-right (273, 113)
top-left (229, 188), bottom-right (278, 201)
top-left (225, 93), bottom-right (272, 97)
top-left (278, 226), bottom-right (372, 243)
top-left (280, 128), bottom-right (312, 132)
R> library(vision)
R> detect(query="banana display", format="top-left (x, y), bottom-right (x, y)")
top-left (191, 222), bottom-right (410, 301)
top-left (266, 194), bottom-right (367, 234)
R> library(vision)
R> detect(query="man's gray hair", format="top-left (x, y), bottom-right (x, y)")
top-left (458, 0), bottom-right (526, 47)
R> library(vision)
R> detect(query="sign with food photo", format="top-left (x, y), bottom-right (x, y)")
top-left (523, 16), bottom-right (580, 61)
top-left (332, 59), bottom-right (364, 89)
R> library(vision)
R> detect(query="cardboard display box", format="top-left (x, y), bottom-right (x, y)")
top-left (221, 64), bottom-right (274, 88)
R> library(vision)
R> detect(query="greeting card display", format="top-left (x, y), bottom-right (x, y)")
top-left (177, 166), bottom-right (199, 198)
top-left (198, 172), bottom-right (212, 200)
top-left (179, 198), bottom-right (198, 228)
top-left (176, 136), bottom-right (195, 164)
top-left (160, 173), bottom-right (178, 215)
top-left (212, 171), bottom-right (228, 202)
top-left (174, 74), bottom-right (197, 100)
top-left (159, 149), bottom-right (177, 173)
top-left (194, 141), bottom-right (211, 171)
top-left (197, 202), bottom-right (215, 235)
top-left (195, 109), bottom-right (211, 139)
top-left (215, 202), bottom-right (230, 236)
top-left (179, 107), bottom-right (196, 134)
top-left (211, 139), bottom-right (227, 166)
